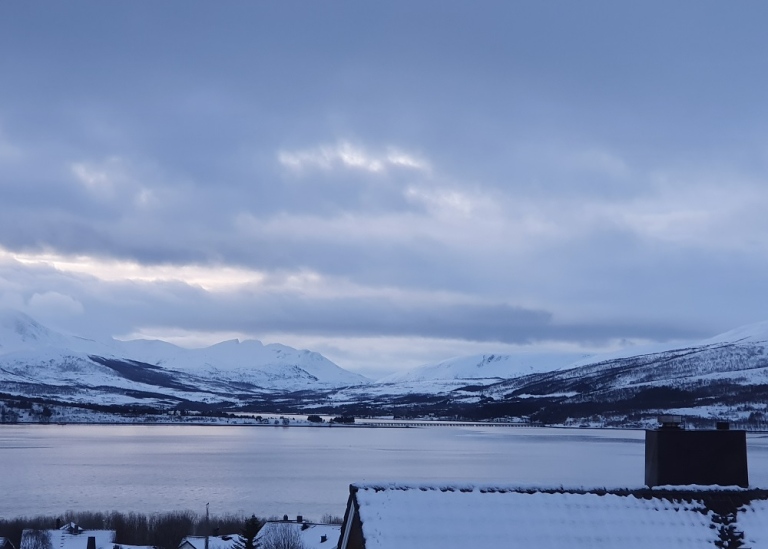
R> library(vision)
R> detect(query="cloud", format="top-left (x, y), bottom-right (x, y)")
top-left (278, 141), bottom-right (429, 175)
top-left (0, 126), bottom-right (23, 162)
top-left (70, 157), bottom-right (160, 209)
top-left (2, 3), bottom-right (768, 374)
top-left (404, 186), bottom-right (480, 218)
top-left (566, 149), bottom-right (630, 179)
top-left (28, 291), bottom-right (84, 317)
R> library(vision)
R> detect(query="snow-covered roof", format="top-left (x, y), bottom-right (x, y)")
top-left (20, 527), bottom-right (115, 549)
top-left (179, 535), bottom-right (239, 549)
top-left (341, 484), bottom-right (768, 549)
top-left (1, 538), bottom-right (17, 549)
top-left (255, 522), bottom-right (340, 549)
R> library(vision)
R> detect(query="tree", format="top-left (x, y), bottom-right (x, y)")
top-left (150, 511), bottom-right (195, 549)
top-left (21, 530), bottom-right (52, 549)
top-left (258, 524), bottom-right (305, 549)
top-left (234, 515), bottom-right (262, 549)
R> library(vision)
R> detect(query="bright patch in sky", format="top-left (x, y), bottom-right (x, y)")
top-left (4, 248), bottom-right (265, 291)
top-left (278, 141), bottom-right (429, 174)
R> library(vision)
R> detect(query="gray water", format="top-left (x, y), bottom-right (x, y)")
top-left (2, 425), bottom-right (767, 519)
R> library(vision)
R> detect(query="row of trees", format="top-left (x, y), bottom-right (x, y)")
top-left (0, 511), bottom-right (264, 549)
top-left (306, 415), bottom-right (354, 424)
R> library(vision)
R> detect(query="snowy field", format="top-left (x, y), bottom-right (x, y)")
top-left (1, 425), bottom-right (767, 519)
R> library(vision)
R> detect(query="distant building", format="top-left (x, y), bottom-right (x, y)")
top-left (178, 535), bottom-right (239, 549)
top-left (256, 521), bottom-right (340, 549)
top-left (20, 523), bottom-right (115, 549)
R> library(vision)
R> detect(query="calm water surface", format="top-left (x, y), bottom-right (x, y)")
top-left (2, 425), bottom-right (767, 519)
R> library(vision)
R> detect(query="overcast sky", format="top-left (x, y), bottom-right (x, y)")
top-left (2, 2), bottom-right (768, 379)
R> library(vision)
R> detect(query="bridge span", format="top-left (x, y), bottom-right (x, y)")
top-left (358, 421), bottom-right (541, 428)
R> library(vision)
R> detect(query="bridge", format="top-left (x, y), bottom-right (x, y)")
top-left (358, 421), bottom-right (541, 428)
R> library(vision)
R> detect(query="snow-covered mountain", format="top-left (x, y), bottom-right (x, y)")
top-left (4, 308), bottom-right (768, 425)
top-left (323, 321), bottom-right (768, 426)
top-left (464, 320), bottom-right (768, 424)
top-left (117, 337), bottom-right (369, 389)
top-left (378, 352), bottom-right (587, 384)
top-left (517, 320), bottom-right (768, 394)
top-left (0, 309), bottom-right (369, 407)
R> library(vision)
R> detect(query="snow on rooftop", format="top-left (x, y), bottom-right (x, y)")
top-left (348, 485), bottom-right (750, 549)
top-left (179, 535), bottom-right (239, 549)
top-left (739, 499), bottom-right (768, 547)
top-left (21, 528), bottom-right (115, 549)
top-left (256, 522), bottom-right (340, 549)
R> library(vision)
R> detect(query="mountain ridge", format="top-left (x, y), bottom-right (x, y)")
top-left (3, 309), bottom-right (768, 426)
top-left (0, 309), bottom-right (369, 404)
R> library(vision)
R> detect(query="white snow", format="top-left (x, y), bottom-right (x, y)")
top-left (117, 336), bottom-right (370, 390)
top-left (701, 320), bottom-right (768, 345)
top-left (21, 525), bottom-right (115, 549)
top-left (349, 485), bottom-right (719, 549)
top-left (0, 308), bottom-right (369, 393)
top-left (739, 499), bottom-right (768, 548)
top-left (180, 535), bottom-right (239, 549)
top-left (378, 352), bottom-right (587, 384)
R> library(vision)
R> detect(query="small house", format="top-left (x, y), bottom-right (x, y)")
top-left (21, 523), bottom-right (115, 549)
top-left (256, 521), bottom-right (340, 549)
top-left (1, 537), bottom-right (18, 549)
top-left (178, 535), bottom-right (239, 549)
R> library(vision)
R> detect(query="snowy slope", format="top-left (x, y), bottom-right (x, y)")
top-left (357, 321), bottom-right (768, 404)
top-left (486, 320), bottom-right (768, 403)
top-left (119, 337), bottom-right (370, 390)
top-left (0, 309), bottom-right (369, 405)
top-left (378, 352), bottom-right (587, 384)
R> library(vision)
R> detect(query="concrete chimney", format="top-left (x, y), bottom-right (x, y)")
top-left (86, 537), bottom-right (96, 549)
top-left (645, 419), bottom-right (749, 487)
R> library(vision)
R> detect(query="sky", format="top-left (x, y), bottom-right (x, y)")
top-left (2, 2), bottom-right (768, 379)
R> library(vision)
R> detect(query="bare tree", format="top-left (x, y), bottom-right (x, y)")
top-left (258, 524), bottom-right (305, 549)
top-left (319, 514), bottom-right (343, 525)
top-left (20, 530), bottom-right (52, 549)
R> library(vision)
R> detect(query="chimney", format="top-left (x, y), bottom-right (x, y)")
top-left (321, 535), bottom-right (327, 543)
top-left (282, 515), bottom-right (288, 522)
top-left (645, 417), bottom-right (749, 487)
top-left (56, 518), bottom-right (61, 529)
top-left (296, 516), bottom-right (303, 523)
top-left (87, 537), bottom-right (96, 549)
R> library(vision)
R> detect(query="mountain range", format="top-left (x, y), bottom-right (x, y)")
top-left (2, 308), bottom-right (768, 425)
top-left (0, 309), bottom-right (367, 408)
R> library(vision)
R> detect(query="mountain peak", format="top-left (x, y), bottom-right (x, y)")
top-left (0, 308), bottom-right (66, 352)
